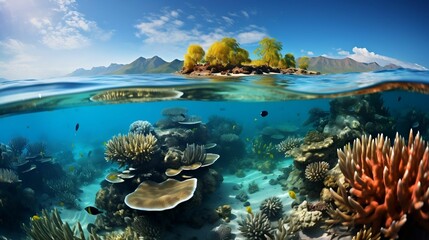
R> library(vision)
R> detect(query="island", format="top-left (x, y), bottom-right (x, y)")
top-left (179, 37), bottom-right (320, 76)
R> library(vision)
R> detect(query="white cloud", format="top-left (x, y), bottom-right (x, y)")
top-left (348, 47), bottom-right (427, 70)
top-left (30, 0), bottom-right (112, 49)
top-left (307, 51), bottom-right (314, 56)
top-left (222, 16), bottom-right (234, 25)
top-left (236, 31), bottom-right (266, 44)
top-left (134, 9), bottom-right (267, 59)
top-left (338, 49), bottom-right (350, 56)
top-left (241, 11), bottom-right (249, 18)
top-left (170, 10), bottom-right (179, 17)
top-left (187, 15), bottom-right (195, 20)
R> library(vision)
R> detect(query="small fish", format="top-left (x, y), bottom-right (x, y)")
top-left (68, 166), bottom-right (75, 172)
top-left (84, 206), bottom-right (103, 215)
top-left (246, 137), bottom-right (250, 142)
top-left (128, 167), bottom-right (136, 171)
top-left (260, 110), bottom-right (268, 117)
top-left (269, 153), bottom-right (274, 159)
top-left (397, 96), bottom-right (402, 102)
top-left (31, 215), bottom-right (41, 221)
top-left (180, 113), bottom-right (186, 119)
top-left (245, 206), bottom-right (253, 215)
top-left (75, 123), bottom-right (80, 132)
top-left (58, 201), bottom-right (64, 207)
top-left (289, 190), bottom-right (297, 200)
top-left (87, 150), bottom-right (92, 158)
top-left (232, 125), bottom-right (236, 130)
top-left (79, 152), bottom-right (84, 158)
top-left (102, 141), bottom-right (107, 146)
top-left (254, 118), bottom-right (258, 122)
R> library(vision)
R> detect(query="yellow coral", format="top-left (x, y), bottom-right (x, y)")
top-left (105, 133), bottom-right (159, 167)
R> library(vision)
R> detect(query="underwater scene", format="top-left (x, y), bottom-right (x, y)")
top-left (1, 70), bottom-right (429, 240)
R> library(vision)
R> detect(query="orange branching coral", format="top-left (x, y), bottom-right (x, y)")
top-left (329, 129), bottom-right (429, 239)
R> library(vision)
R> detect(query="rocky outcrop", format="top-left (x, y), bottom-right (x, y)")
top-left (180, 64), bottom-right (320, 76)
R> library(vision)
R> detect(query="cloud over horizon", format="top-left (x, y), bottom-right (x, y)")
top-left (345, 47), bottom-right (427, 70)
top-left (134, 8), bottom-right (267, 60)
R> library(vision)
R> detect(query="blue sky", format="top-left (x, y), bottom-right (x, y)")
top-left (0, 0), bottom-right (428, 79)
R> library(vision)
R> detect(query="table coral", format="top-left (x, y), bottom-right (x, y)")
top-left (328, 129), bottom-right (429, 239)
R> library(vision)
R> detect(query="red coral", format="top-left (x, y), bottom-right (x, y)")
top-left (329, 129), bottom-right (429, 239)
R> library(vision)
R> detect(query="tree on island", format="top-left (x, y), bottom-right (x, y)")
top-left (184, 44), bottom-right (205, 70)
top-left (254, 37), bottom-right (283, 67)
top-left (205, 37), bottom-right (250, 66)
top-left (298, 56), bottom-right (309, 70)
top-left (284, 53), bottom-right (296, 68)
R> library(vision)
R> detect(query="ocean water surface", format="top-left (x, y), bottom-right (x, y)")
top-left (1, 69), bottom-right (429, 239)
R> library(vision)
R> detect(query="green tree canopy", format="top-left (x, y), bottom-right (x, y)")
top-left (183, 44), bottom-right (205, 69)
top-left (298, 56), bottom-right (310, 70)
top-left (254, 37), bottom-right (283, 67)
top-left (205, 37), bottom-right (250, 66)
top-left (284, 53), bottom-right (296, 68)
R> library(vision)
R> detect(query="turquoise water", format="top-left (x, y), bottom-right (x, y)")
top-left (1, 69), bottom-right (429, 239)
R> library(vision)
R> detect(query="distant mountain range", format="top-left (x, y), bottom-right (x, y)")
top-left (68, 55), bottom-right (402, 76)
top-left (307, 56), bottom-right (401, 73)
top-left (67, 56), bottom-right (184, 76)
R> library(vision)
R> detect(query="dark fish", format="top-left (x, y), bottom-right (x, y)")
top-left (75, 123), bottom-right (80, 132)
top-left (260, 110), bottom-right (268, 117)
top-left (180, 113), bottom-right (186, 118)
top-left (84, 206), bottom-right (103, 215)
top-left (87, 150), bottom-right (92, 158)
top-left (398, 96), bottom-right (402, 102)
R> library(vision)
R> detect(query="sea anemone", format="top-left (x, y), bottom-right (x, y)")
top-left (0, 168), bottom-right (21, 183)
top-left (260, 196), bottom-right (283, 220)
top-left (276, 137), bottom-right (302, 156)
top-left (181, 143), bottom-right (206, 165)
top-left (304, 161), bottom-right (329, 182)
top-left (238, 212), bottom-right (272, 239)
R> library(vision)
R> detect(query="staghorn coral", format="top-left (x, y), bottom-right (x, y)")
top-left (238, 212), bottom-right (272, 239)
top-left (328, 129), bottom-right (429, 239)
top-left (276, 137), bottom-right (302, 157)
top-left (304, 161), bottom-right (330, 182)
top-left (22, 208), bottom-right (101, 240)
top-left (352, 225), bottom-right (381, 240)
top-left (0, 168), bottom-right (21, 183)
top-left (260, 196), bottom-right (283, 220)
top-left (105, 133), bottom-right (159, 167)
top-left (129, 120), bottom-right (155, 135)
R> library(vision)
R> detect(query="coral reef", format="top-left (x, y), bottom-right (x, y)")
top-left (9, 136), bottom-right (28, 158)
top-left (216, 205), bottom-right (232, 222)
top-left (328, 130), bottom-right (429, 239)
top-left (248, 181), bottom-right (259, 194)
top-left (182, 143), bottom-right (206, 165)
top-left (251, 137), bottom-right (276, 161)
top-left (26, 141), bottom-right (47, 156)
top-left (131, 216), bottom-right (163, 239)
top-left (238, 212), bottom-right (272, 239)
top-left (0, 168), bottom-right (21, 183)
top-left (22, 208), bottom-right (101, 240)
top-left (105, 133), bottom-right (159, 168)
top-left (260, 196), bottom-right (283, 220)
top-left (285, 201), bottom-right (322, 234)
top-left (303, 107), bottom-right (330, 131)
top-left (304, 161), bottom-right (329, 182)
top-left (352, 225), bottom-right (381, 240)
top-left (210, 224), bottom-right (234, 240)
top-left (129, 120), bottom-right (155, 135)
top-left (124, 178), bottom-right (198, 211)
top-left (276, 137), bottom-right (302, 157)
top-left (0, 143), bottom-right (13, 167)
top-left (289, 131), bottom-right (336, 170)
